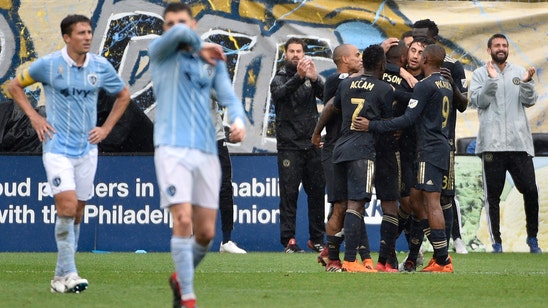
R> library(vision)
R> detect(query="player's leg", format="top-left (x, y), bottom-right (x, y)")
top-left (302, 147), bottom-right (326, 252)
top-left (507, 152), bottom-right (541, 253)
top-left (481, 152), bottom-right (507, 252)
top-left (277, 150), bottom-right (305, 252)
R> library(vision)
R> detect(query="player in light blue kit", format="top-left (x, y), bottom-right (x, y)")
top-left (148, 3), bottom-right (246, 308)
top-left (8, 14), bottom-right (131, 293)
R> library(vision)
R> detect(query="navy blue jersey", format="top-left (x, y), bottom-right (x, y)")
top-left (332, 75), bottom-right (394, 163)
top-left (322, 72), bottom-right (348, 152)
top-left (369, 72), bottom-right (452, 170)
top-left (443, 57), bottom-right (467, 150)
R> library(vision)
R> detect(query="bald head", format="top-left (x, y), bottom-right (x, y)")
top-left (332, 43), bottom-right (361, 74)
top-left (423, 44), bottom-right (445, 68)
top-left (333, 44), bottom-right (353, 65)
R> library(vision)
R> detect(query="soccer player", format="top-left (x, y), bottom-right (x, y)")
top-left (148, 3), bottom-right (246, 307)
top-left (469, 33), bottom-right (541, 254)
top-left (8, 14), bottom-right (131, 292)
top-left (270, 37), bottom-right (326, 253)
top-left (360, 44), bottom-right (455, 272)
top-left (311, 43), bottom-right (363, 271)
top-left (412, 19), bottom-right (469, 253)
top-left (327, 44), bottom-right (393, 272)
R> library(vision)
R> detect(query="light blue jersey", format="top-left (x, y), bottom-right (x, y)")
top-left (26, 47), bottom-right (125, 157)
top-left (149, 24), bottom-right (245, 155)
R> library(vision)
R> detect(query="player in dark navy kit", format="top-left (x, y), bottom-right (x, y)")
top-left (323, 44), bottom-right (393, 272)
top-left (412, 19), bottom-right (469, 254)
top-left (361, 44), bottom-right (454, 272)
top-left (311, 44), bottom-right (363, 272)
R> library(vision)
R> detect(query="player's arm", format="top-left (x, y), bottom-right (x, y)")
top-left (469, 65), bottom-right (497, 110)
top-left (89, 87), bottom-right (131, 144)
top-left (213, 61), bottom-right (246, 142)
top-left (7, 69), bottom-right (55, 142)
top-left (148, 24), bottom-right (203, 61)
top-left (441, 66), bottom-right (468, 112)
top-left (311, 96), bottom-right (338, 148)
top-left (519, 67), bottom-right (538, 108)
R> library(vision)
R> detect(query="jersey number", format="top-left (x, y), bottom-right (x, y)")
top-left (441, 96), bottom-right (450, 128)
top-left (350, 98), bottom-right (365, 130)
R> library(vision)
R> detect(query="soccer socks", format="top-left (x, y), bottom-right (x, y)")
top-left (192, 239), bottom-right (210, 268)
top-left (378, 214), bottom-right (398, 265)
top-left (54, 216), bottom-right (76, 277)
top-left (429, 228), bottom-right (450, 265)
top-left (442, 201), bottom-right (453, 243)
top-left (397, 207), bottom-right (411, 244)
top-left (327, 234), bottom-right (344, 261)
top-left (357, 219), bottom-right (372, 261)
top-left (171, 236), bottom-right (195, 300)
top-left (407, 218), bottom-right (427, 263)
top-left (74, 223), bottom-right (81, 253)
top-left (343, 210), bottom-right (362, 262)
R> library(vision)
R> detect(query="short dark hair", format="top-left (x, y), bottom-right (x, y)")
top-left (412, 19), bottom-right (439, 38)
top-left (487, 33), bottom-right (508, 48)
top-left (163, 2), bottom-right (193, 18)
top-left (409, 36), bottom-right (436, 49)
top-left (401, 30), bottom-right (413, 40)
top-left (60, 15), bottom-right (91, 36)
top-left (284, 37), bottom-right (306, 52)
top-left (362, 44), bottom-right (385, 71)
top-left (386, 40), bottom-right (407, 63)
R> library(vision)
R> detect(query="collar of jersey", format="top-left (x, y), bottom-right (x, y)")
top-left (62, 46), bottom-right (90, 68)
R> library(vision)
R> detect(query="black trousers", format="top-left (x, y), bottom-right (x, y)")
top-left (218, 140), bottom-right (234, 236)
top-left (482, 152), bottom-right (539, 244)
top-left (277, 148), bottom-right (325, 247)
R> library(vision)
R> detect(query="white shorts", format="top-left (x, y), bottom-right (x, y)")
top-left (154, 146), bottom-right (221, 209)
top-left (43, 148), bottom-right (98, 201)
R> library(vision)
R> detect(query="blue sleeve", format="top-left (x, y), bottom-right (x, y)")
top-left (100, 60), bottom-right (125, 95)
top-left (27, 58), bottom-right (48, 84)
top-left (212, 61), bottom-right (245, 124)
top-left (148, 24), bottom-right (203, 62)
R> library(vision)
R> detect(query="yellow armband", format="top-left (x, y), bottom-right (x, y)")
top-left (17, 69), bottom-right (36, 87)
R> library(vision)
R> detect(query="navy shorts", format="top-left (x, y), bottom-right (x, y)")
top-left (441, 151), bottom-right (455, 196)
top-left (322, 149), bottom-right (346, 203)
top-left (334, 159), bottom-right (374, 201)
top-left (374, 150), bottom-right (400, 201)
top-left (400, 149), bottom-right (416, 197)
top-left (414, 161), bottom-right (444, 192)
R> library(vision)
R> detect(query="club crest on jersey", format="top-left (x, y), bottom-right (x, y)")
top-left (167, 185), bottom-right (176, 197)
top-left (339, 73), bottom-right (349, 79)
top-left (56, 66), bottom-right (64, 80)
top-left (408, 98), bottom-right (418, 108)
top-left (512, 77), bottom-right (520, 85)
top-left (87, 73), bottom-right (98, 86)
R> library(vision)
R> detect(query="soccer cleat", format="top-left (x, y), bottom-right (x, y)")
top-left (284, 238), bottom-right (304, 253)
top-left (307, 240), bottom-right (324, 253)
top-left (492, 243), bottom-right (503, 253)
top-left (453, 238), bottom-right (468, 254)
top-left (169, 272), bottom-right (182, 308)
top-left (387, 250), bottom-right (399, 269)
top-left (50, 278), bottom-right (67, 293)
top-left (526, 237), bottom-right (542, 254)
top-left (402, 260), bottom-right (416, 273)
top-left (376, 262), bottom-right (398, 272)
top-left (325, 260), bottom-right (343, 272)
top-left (181, 298), bottom-right (197, 308)
top-left (421, 258), bottom-right (453, 273)
top-left (63, 273), bottom-right (88, 293)
top-left (417, 248), bottom-right (425, 266)
top-left (317, 246), bottom-right (328, 266)
top-left (362, 258), bottom-right (376, 271)
top-left (342, 260), bottom-right (377, 273)
top-left (220, 241), bottom-right (247, 254)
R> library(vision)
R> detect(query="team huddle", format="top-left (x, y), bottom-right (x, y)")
top-left (7, 3), bottom-right (542, 308)
top-left (270, 18), bottom-right (542, 275)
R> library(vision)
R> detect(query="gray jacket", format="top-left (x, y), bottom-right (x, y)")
top-left (469, 62), bottom-right (538, 156)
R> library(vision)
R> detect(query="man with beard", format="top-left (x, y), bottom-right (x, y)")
top-left (270, 37), bottom-right (326, 253)
top-left (469, 33), bottom-right (541, 254)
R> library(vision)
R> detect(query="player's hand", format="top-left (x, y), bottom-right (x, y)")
top-left (352, 116), bottom-right (369, 132)
top-left (30, 114), bottom-right (55, 142)
top-left (440, 67), bottom-right (453, 84)
top-left (522, 66), bottom-right (536, 82)
top-left (297, 57), bottom-right (310, 79)
top-left (311, 133), bottom-right (323, 148)
top-left (381, 37), bottom-right (399, 53)
top-left (305, 59), bottom-right (318, 82)
top-left (486, 61), bottom-right (498, 78)
top-left (199, 42), bottom-right (226, 65)
top-left (228, 119), bottom-right (245, 143)
top-left (400, 67), bottom-right (418, 88)
top-left (88, 127), bottom-right (110, 144)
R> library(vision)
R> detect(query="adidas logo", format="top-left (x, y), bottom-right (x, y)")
top-left (426, 180), bottom-right (434, 185)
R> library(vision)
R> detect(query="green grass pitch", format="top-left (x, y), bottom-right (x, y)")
top-left (0, 252), bottom-right (546, 307)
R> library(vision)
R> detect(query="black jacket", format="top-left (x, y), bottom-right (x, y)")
top-left (270, 65), bottom-right (324, 150)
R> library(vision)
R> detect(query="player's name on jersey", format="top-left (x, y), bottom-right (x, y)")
top-left (349, 80), bottom-right (375, 91)
top-left (435, 79), bottom-right (452, 90)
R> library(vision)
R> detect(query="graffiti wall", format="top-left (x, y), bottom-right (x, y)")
top-left (1, 0), bottom-right (547, 153)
